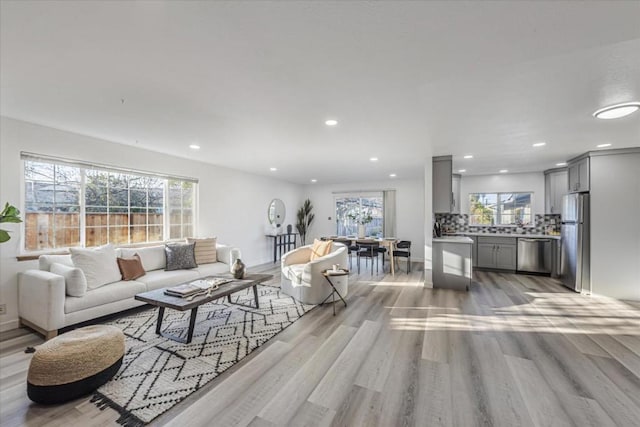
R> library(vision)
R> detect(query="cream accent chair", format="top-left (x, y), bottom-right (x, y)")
top-left (281, 242), bottom-right (348, 304)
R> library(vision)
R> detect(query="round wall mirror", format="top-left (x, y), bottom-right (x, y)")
top-left (268, 199), bottom-right (286, 225)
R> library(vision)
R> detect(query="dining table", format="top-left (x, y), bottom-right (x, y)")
top-left (323, 236), bottom-right (399, 276)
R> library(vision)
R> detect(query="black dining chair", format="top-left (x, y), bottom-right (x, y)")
top-left (356, 240), bottom-right (380, 274)
top-left (334, 238), bottom-right (355, 269)
top-left (393, 240), bottom-right (412, 273)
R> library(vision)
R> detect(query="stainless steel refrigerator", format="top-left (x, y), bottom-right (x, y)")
top-left (560, 193), bottom-right (590, 292)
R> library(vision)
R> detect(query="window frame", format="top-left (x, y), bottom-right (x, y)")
top-left (468, 191), bottom-right (534, 227)
top-left (20, 154), bottom-right (198, 254)
top-left (334, 191), bottom-right (385, 237)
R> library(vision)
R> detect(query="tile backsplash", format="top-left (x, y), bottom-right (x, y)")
top-left (435, 213), bottom-right (561, 235)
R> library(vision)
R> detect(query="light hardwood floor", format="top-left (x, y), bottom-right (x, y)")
top-left (2, 263), bottom-right (640, 426)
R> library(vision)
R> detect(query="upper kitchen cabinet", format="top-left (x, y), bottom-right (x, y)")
top-left (544, 168), bottom-right (568, 214)
top-left (452, 174), bottom-right (461, 214)
top-left (433, 155), bottom-right (453, 213)
top-left (568, 156), bottom-right (589, 193)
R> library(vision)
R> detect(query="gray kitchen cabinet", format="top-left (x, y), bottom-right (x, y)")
top-left (476, 236), bottom-right (517, 270)
top-left (568, 156), bottom-right (589, 193)
top-left (433, 155), bottom-right (453, 213)
top-left (544, 168), bottom-right (568, 214)
top-left (452, 174), bottom-right (461, 214)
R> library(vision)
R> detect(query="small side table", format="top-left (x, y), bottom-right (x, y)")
top-left (321, 269), bottom-right (349, 315)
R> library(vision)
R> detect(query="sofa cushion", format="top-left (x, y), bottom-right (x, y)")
top-left (39, 254), bottom-right (73, 272)
top-left (283, 264), bottom-right (306, 285)
top-left (165, 243), bottom-right (197, 271)
top-left (137, 269), bottom-right (200, 291)
top-left (186, 237), bottom-right (217, 264)
top-left (195, 262), bottom-right (230, 277)
top-left (120, 246), bottom-right (165, 271)
top-left (70, 244), bottom-right (121, 290)
top-left (117, 254), bottom-right (146, 281)
top-left (310, 239), bottom-right (333, 261)
top-left (50, 263), bottom-right (88, 297)
top-left (65, 280), bottom-right (146, 314)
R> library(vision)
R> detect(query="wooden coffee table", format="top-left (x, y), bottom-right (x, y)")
top-left (135, 273), bottom-right (273, 344)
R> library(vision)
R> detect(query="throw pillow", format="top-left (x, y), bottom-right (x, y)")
top-left (165, 243), bottom-right (197, 271)
top-left (120, 246), bottom-right (165, 271)
top-left (70, 244), bottom-right (122, 289)
top-left (117, 254), bottom-right (146, 281)
top-left (186, 237), bottom-right (217, 265)
top-left (50, 262), bottom-right (88, 297)
top-left (310, 239), bottom-right (333, 261)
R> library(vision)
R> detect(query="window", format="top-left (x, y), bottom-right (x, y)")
top-left (335, 193), bottom-right (384, 237)
top-left (469, 192), bottom-right (532, 226)
top-left (23, 155), bottom-right (197, 251)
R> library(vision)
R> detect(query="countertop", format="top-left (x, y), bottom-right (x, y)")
top-left (445, 232), bottom-right (561, 240)
top-left (433, 236), bottom-right (474, 244)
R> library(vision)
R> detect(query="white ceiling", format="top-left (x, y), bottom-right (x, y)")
top-left (2, 1), bottom-right (639, 184)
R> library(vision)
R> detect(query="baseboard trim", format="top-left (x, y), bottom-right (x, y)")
top-left (0, 318), bottom-right (20, 333)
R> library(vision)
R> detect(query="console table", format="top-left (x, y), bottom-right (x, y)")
top-left (266, 233), bottom-right (298, 263)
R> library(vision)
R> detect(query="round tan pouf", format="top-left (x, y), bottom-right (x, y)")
top-left (27, 325), bottom-right (125, 404)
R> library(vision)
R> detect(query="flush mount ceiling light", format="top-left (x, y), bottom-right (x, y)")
top-left (463, 155), bottom-right (473, 159)
top-left (325, 119), bottom-right (338, 126)
top-left (499, 169), bottom-right (509, 173)
top-left (369, 157), bottom-right (379, 162)
top-left (556, 162), bottom-right (567, 167)
top-left (189, 144), bottom-right (200, 150)
top-left (532, 142), bottom-right (546, 147)
top-left (593, 102), bottom-right (640, 119)
top-left (269, 167), bottom-right (278, 172)
top-left (389, 173), bottom-right (397, 178)
top-left (310, 179), bottom-right (317, 183)
top-left (597, 143), bottom-right (612, 148)
top-left (458, 169), bottom-right (466, 173)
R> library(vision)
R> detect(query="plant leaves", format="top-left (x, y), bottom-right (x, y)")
top-left (0, 229), bottom-right (10, 243)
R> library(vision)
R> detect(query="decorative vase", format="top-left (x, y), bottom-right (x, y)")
top-left (358, 224), bottom-right (366, 238)
top-left (231, 258), bottom-right (246, 279)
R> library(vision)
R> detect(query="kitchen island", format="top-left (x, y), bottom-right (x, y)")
top-left (432, 236), bottom-right (473, 291)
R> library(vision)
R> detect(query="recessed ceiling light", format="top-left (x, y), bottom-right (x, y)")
top-left (189, 144), bottom-right (200, 150)
top-left (458, 169), bottom-right (466, 173)
top-left (369, 157), bottom-right (378, 162)
top-left (499, 169), bottom-right (509, 173)
top-left (593, 102), bottom-right (640, 119)
top-left (532, 142), bottom-right (546, 147)
top-left (556, 162), bottom-right (567, 167)
top-left (389, 173), bottom-right (397, 178)
top-left (269, 167), bottom-right (277, 172)
top-left (325, 119), bottom-right (338, 126)
top-left (596, 143), bottom-right (612, 148)
top-left (463, 155), bottom-right (473, 159)
top-left (310, 179), bottom-right (317, 183)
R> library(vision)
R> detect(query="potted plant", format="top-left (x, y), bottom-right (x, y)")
top-left (0, 203), bottom-right (23, 243)
top-left (296, 199), bottom-right (314, 245)
top-left (348, 211), bottom-right (373, 238)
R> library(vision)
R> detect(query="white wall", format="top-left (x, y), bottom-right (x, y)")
top-left (0, 117), bottom-right (303, 330)
top-left (460, 172), bottom-right (546, 215)
top-left (590, 151), bottom-right (640, 301)
top-left (302, 178), bottom-right (425, 261)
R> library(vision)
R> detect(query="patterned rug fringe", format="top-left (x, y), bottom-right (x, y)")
top-left (92, 392), bottom-right (146, 427)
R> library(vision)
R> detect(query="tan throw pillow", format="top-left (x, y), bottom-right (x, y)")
top-left (186, 237), bottom-right (217, 265)
top-left (117, 254), bottom-right (146, 281)
top-left (310, 239), bottom-right (333, 261)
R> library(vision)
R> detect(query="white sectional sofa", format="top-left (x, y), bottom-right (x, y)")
top-left (18, 243), bottom-right (240, 339)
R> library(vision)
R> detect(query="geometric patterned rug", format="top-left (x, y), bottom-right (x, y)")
top-left (92, 285), bottom-right (315, 426)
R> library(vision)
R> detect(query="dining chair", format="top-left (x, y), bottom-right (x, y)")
top-left (334, 238), bottom-right (355, 269)
top-left (393, 240), bottom-right (411, 273)
top-left (356, 240), bottom-right (380, 274)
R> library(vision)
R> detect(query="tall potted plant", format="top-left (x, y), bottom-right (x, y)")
top-left (296, 199), bottom-right (314, 245)
top-left (0, 203), bottom-right (23, 243)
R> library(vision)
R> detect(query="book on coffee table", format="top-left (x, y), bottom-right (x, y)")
top-left (164, 283), bottom-right (203, 298)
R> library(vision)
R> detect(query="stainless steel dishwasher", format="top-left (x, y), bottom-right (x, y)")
top-left (517, 238), bottom-right (553, 274)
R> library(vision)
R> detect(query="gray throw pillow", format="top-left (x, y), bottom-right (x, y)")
top-left (165, 243), bottom-right (197, 271)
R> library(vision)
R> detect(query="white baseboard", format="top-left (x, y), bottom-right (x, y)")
top-left (0, 318), bottom-right (20, 333)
